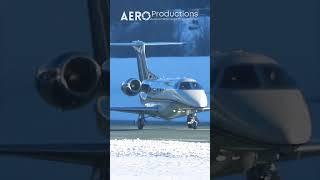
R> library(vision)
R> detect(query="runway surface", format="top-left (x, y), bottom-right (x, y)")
top-left (110, 120), bottom-right (210, 180)
top-left (110, 120), bottom-right (210, 142)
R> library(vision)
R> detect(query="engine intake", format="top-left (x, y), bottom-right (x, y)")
top-left (121, 78), bottom-right (142, 96)
top-left (35, 53), bottom-right (101, 110)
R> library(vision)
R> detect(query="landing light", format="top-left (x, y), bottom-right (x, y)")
top-left (216, 155), bottom-right (226, 162)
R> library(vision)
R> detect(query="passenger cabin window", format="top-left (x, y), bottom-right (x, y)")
top-left (260, 65), bottom-right (296, 89)
top-left (179, 82), bottom-right (203, 90)
top-left (220, 65), bottom-right (260, 89)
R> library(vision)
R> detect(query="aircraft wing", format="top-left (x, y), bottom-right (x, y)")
top-left (179, 107), bottom-right (210, 112)
top-left (111, 106), bottom-right (209, 114)
top-left (196, 107), bottom-right (210, 112)
top-left (0, 143), bottom-right (107, 166)
top-left (110, 106), bottom-right (159, 115)
top-left (0, 143), bottom-right (108, 179)
top-left (282, 142), bottom-right (320, 160)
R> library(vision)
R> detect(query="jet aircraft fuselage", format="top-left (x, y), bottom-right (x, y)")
top-left (139, 78), bottom-right (207, 119)
top-left (213, 51), bottom-right (317, 180)
top-left (214, 50), bottom-right (311, 145)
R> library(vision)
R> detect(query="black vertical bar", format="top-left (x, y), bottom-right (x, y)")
top-left (210, 0), bottom-right (215, 179)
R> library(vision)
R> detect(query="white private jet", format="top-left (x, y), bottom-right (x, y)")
top-left (110, 40), bottom-right (210, 129)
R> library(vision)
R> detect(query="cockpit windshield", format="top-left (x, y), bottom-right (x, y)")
top-left (178, 82), bottom-right (203, 90)
top-left (220, 64), bottom-right (260, 89)
top-left (219, 64), bottom-right (297, 89)
top-left (260, 65), bottom-right (296, 89)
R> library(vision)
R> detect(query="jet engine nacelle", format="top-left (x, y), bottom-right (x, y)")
top-left (35, 53), bottom-right (102, 110)
top-left (121, 78), bottom-right (142, 96)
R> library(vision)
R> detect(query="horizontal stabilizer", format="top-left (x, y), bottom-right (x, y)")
top-left (111, 40), bottom-right (185, 47)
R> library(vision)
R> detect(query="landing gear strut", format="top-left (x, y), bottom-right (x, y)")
top-left (90, 161), bottom-right (106, 180)
top-left (187, 114), bottom-right (199, 129)
top-left (137, 114), bottom-right (145, 130)
top-left (246, 163), bottom-right (281, 180)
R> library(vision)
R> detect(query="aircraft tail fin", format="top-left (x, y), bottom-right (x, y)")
top-left (111, 40), bottom-right (184, 81)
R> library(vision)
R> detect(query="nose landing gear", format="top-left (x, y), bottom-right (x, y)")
top-left (187, 114), bottom-right (199, 129)
top-left (246, 163), bottom-right (281, 180)
top-left (137, 114), bottom-right (145, 130)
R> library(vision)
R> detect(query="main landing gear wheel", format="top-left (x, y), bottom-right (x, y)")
top-left (137, 115), bottom-right (145, 130)
top-left (187, 114), bottom-right (199, 129)
top-left (246, 163), bottom-right (281, 180)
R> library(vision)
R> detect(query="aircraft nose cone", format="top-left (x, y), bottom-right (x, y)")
top-left (255, 91), bottom-right (311, 145)
top-left (194, 96), bottom-right (207, 107)
top-left (217, 90), bottom-right (311, 145)
top-left (183, 90), bottom-right (208, 108)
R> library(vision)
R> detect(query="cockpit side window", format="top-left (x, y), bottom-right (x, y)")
top-left (191, 82), bottom-right (202, 89)
top-left (260, 65), bottom-right (297, 89)
top-left (220, 64), bottom-right (260, 89)
top-left (179, 82), bottom-right (203, 90)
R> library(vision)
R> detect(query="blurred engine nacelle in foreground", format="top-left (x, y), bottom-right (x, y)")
top-left (35, 53), bottom-right (102, 110)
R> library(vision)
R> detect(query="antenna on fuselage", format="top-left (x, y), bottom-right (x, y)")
top-left (111, 40), bottom-right (184, 81)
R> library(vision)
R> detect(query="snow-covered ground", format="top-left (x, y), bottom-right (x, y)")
top-left (110, 139), bottom-right (210, 180)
